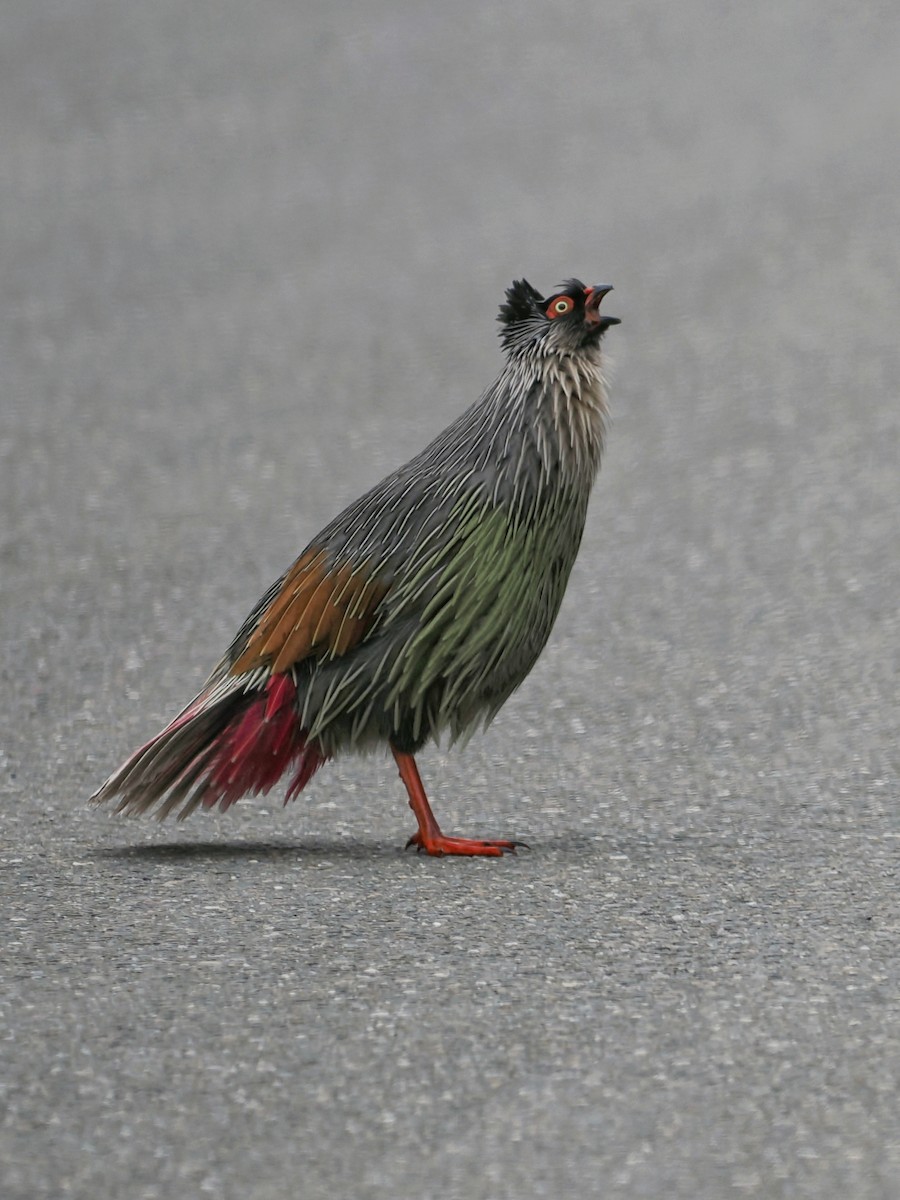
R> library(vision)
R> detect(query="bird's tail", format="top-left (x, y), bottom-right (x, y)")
top-left (90, 673), bottom-right (326, 820)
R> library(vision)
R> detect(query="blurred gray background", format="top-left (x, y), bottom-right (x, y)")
top-left (1, 3), bottom-right (898, 1198)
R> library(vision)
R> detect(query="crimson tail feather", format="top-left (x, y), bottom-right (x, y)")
top-left (90, 674), bottom-right (326, 820)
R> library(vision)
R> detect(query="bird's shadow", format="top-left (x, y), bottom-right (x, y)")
top-left (91, 831), bottom-right (604, 865)
top-left (92, 838), bottom-right (395, 864)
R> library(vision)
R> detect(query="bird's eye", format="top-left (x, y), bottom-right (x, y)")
top-left (547, 296), bottom-right (574, 319)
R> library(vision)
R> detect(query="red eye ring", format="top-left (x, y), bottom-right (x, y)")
top-left (546, 296), bottom-right (574, 319)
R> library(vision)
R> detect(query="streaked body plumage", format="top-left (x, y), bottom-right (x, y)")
top-left (92, 277), bottom-right (619, 854)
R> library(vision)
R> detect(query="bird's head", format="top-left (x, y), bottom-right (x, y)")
top-left (497, 277), bottom-right (621, 356)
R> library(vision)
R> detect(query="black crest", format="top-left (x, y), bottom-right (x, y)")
top-left (497, 279), bottom-right (545, 328)
top-left (555, 277), bottom-right (588, 299)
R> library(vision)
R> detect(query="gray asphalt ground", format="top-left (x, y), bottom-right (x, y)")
top-left (2, 3), bottom-right (899, 1198)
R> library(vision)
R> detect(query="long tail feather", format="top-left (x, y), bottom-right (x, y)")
top-left (90, 674), bottom-right (327, 820)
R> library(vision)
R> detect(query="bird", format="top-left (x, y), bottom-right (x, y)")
top-left (91, 277), bottom-right (620, 856)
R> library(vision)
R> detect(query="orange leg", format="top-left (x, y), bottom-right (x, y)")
top-left (390, 744), bottom-right (521, 857)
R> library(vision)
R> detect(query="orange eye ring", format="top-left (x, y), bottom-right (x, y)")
top-left (546, 296), bottom-right (574, 319)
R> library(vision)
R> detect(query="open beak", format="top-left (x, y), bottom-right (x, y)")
top-left (584, 285), bottom-right (621, 331)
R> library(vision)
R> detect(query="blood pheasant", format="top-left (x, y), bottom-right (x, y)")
top-left (91, 278), bottom-right (620, 855)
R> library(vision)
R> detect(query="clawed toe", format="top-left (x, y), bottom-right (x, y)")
top-left (404, 831), bottom-right (525, 857)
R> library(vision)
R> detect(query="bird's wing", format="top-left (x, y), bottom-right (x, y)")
top-left (228, 546), bottom-right (390, 676)
top-left (224, 405), bottom-right (494, 682)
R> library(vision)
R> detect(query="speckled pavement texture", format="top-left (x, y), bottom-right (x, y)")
top-left (1, 3), bottom-right (898, 1198)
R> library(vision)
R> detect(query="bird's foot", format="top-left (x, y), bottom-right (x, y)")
top-left (405, 831), bottom-right (525, 857)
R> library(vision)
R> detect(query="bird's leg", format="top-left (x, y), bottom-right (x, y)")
top-left (390, 744), bottom-right (520, 857)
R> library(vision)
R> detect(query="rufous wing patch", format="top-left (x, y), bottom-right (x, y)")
top-left (230, 548), bottom-right (389, 675)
